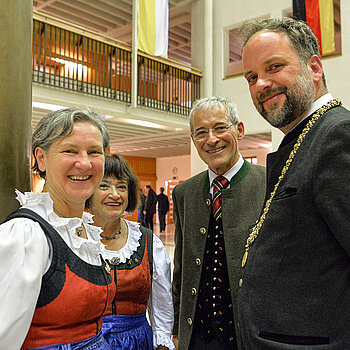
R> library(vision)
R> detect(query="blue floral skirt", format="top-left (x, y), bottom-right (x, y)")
top-left (31, 332), bottom-right (111, 349)
top-left (102, 313), bottom-right (153, 350)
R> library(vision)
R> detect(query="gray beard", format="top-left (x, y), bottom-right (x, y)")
top-left (257, 69), bottom-right (316, 129)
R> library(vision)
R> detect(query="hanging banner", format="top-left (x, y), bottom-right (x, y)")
top-left (138, 0), bottom-right (169, 57)
top-left (293, 0), bottom-right (335, 55)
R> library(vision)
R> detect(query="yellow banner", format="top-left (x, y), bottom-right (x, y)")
top-left (138, 0), bottom-right (156, 55)
top-left (319, 0), bottom-right (335, 55)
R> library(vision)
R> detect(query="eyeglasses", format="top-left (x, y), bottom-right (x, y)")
top-left (192, 123), bottom-right (235, 141)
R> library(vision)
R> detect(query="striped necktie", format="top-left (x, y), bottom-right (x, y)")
top-left (212, 176), bottom-right (229, 220)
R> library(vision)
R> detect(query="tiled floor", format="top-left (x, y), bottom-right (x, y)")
top-left (153, 222), bottom-right (175, 275)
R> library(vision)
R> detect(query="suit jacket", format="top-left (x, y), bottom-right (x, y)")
top-left (172, 161), bottom-right (266, 350)
top-left (237, 105), bottom-right (350, 349)
top-left (157, 193), bottom-right (170, 213)
top-left (145, 188), bottom-right (157, 214)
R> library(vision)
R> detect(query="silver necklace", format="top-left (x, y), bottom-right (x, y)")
top-left (53, 207), bottom-right (66, 218)
top-left (101, 228), bottom-right (122, 240)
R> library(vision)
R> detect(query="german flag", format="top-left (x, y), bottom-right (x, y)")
top-left (293, 0), bottom-right (335, 55)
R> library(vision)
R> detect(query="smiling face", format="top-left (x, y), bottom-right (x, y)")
top-left (35, 121), bottom-right (104, 213)
top-left (242, 31), bottom-right (317, 133)
top-left (191, 107), bottom-right (244, 175)
top-left (89, 177), bottom-right (129, 226)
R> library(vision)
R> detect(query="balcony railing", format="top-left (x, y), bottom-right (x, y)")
top-left (32, 16), bottom-right (202, 115)
top-left (137, 54), bottom-right (201, 115)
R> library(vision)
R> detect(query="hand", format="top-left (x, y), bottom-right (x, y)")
top-left (172, 335), bottom-right (178, 350)
top-left (156, 346), bottom-right (169, 350)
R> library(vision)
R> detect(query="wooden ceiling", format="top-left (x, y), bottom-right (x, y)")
top-left (33, 0), bottom-right (193, 65)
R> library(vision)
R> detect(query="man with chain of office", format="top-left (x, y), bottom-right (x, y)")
top-left (237, 17), bottom-right (350, 349)
top-left (172, 96), bottom-right (266, 350)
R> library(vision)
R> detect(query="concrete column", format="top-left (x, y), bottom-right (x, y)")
top-left (131, 0), bottom-right (138, 108)
top-left (191, 0), bottom-right (213, 98)
top-left (190, 141), bottom-right (207, 176)
top-left (272, 127), bottom-right (284, 152)
top-left (0, 0), bottom-right (32, 220)
top-left (190, 0), bottom-right (213, 176)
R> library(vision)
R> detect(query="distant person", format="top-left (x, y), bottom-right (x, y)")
top-left (144, 185), bottom-right (157, 231)
top-left (157, 187), bottom-right (169, 232)
top-left (172, 96), bottom-right (266, 350)
top-left (137, 188), bottom-right (146, 227)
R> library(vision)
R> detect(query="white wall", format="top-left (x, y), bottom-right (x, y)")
top-left (240, 148), bottom-right (271, 167)
top-left (210, 0), bottom-right (350, 151)
top-left (156, 155), bottom-right (191, 191)
top-left (212, 0), bottom-right (291, 137)
top-left (322, 3), bottom-right (350, 109)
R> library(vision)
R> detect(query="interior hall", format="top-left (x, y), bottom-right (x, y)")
top-left (1, 0), bottom-right (346, 262)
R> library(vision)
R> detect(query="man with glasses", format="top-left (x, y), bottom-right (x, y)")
top-left (172, 96), bottom-right (266, 350)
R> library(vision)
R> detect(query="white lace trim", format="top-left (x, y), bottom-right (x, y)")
top-left (153, 331), bottom-right (175, 350)
top-left (100, 219), bottom-right (142, 264)
top-left (15, 190), bottom-right (104, 259)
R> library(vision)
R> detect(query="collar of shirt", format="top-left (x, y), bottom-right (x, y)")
top-left (287, 93), bottom-right (334, 134)
top-left (208, 155), bottom-right (244, 195)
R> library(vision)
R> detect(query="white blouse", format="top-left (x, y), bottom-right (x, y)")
top-left (0, 190), bottom-right (105, 350)
top-left (100, 219), bottom-right (175, 350)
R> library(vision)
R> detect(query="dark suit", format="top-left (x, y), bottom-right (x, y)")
top-left (144, 188), bottom-right (157, 231)
top-left (237, 104), bottom-right (350, 349)
top-left (157, 193), bottom-right (169, 232)
top-left (137, 192), bottom-right (146, 226)
top-left (172, 160), bottom-right (266, 350)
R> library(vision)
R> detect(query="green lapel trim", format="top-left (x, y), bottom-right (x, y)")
top-left (204, 171), bottom-right (210, 192)
top-left (204, 158), bottom-right (251, 192)
top-left (230, 159), bottom-right (251, 187)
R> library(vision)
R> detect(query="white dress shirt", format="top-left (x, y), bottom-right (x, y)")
top-left (208, 155), bottom-right (244, 195)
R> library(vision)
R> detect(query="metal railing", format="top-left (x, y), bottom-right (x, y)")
top-left (137, 54), bottom-right (201, 115)
top-left (32, 18), bottom-right (131, 103)
top-left (32, 16), bottom-right (202, 115)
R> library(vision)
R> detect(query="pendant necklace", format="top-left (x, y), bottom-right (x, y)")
top-left (75, 226), bottom-right (84, 237)
top-left (53, 207), bottom-right (84, 237)
top-left (101, 228), bottom-right (122, 240)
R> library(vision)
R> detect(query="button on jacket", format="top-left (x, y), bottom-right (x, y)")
top-left (172, 161), bottom-right (266, 350)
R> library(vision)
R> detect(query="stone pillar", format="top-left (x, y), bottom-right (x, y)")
top-left (190, 0), bottom-right (213, 176)
top-left (131, 0), bottom-right (138, 108)
top-left (0, 0), bottom-right (32, 220)
top-left (272, 127), bottom-right (284, 152)
top-left (191, 0), bottom-right (213, 98)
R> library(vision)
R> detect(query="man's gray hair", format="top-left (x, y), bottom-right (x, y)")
top-left (32, 108), bottom-right (110, 178)
top-left (189, 96), bottom-right (240, 132)
top-left (240, 17), bottom-right (327, 87)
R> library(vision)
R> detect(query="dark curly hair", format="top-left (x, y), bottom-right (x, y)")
top-left (85, 153), bottom-right (140, 212)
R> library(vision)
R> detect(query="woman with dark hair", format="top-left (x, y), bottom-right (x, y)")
top-left (0, 108), bottom-right (114, 349)
top-left (86, 154), bottom-right (174, 350)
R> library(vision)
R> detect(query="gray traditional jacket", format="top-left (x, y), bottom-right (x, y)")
top-left (172, 160), bottom-right (266, 350)
top-left (237, 104), bottom-right (350, 349)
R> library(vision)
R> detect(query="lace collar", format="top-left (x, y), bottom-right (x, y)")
top-left (15, 190), bottom-right (104, 256)
top-left (100, 219), bottom-right (142, 264)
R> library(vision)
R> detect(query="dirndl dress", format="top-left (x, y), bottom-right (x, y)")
top-left (29, 332), bottom-right (111, 350)
top-left (102, 314), bottom-right (153, 350)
